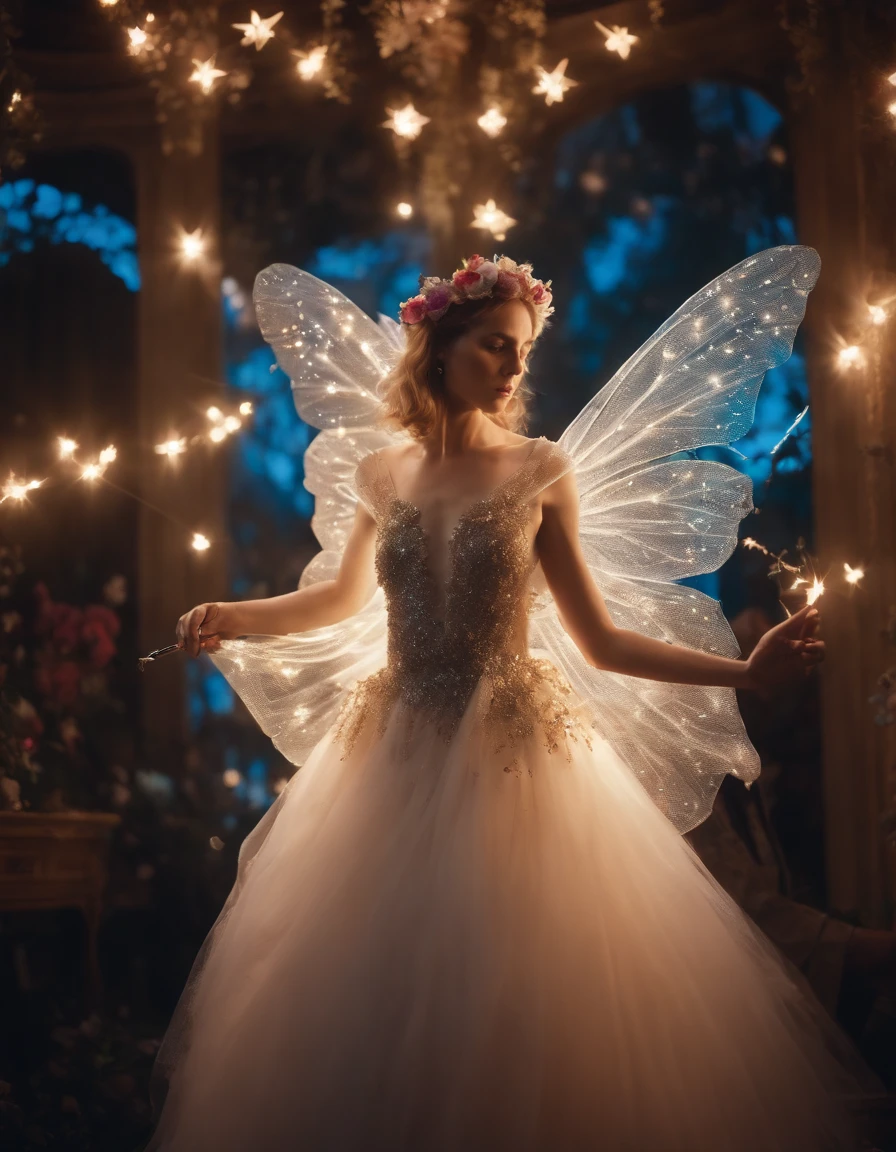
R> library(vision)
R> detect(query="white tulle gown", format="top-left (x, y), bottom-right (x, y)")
top-left (147, 247), bottom-right (880, 1150)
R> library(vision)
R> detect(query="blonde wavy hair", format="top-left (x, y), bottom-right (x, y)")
top-left (377, 294), bottom-right (544, 441)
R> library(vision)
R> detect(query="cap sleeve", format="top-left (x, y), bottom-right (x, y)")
top-left (526, 438), bottom-right (576, 499)
top-left (353, 449), bottom-right (395, 521)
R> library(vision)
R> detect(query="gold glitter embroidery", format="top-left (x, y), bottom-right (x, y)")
top-left (332, 438), bottom-right (594, 768)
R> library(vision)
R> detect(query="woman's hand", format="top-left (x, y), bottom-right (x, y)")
top-left (175, 602), bottom-right (243, 657)
top-left (745, 604), bottom-right (824, 691)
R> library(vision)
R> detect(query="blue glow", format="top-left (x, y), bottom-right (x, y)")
top-left (0, 179), bottom-right (140, 290)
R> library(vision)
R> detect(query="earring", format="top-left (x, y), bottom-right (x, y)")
top-left (436, 363), bottom-right (444, 375)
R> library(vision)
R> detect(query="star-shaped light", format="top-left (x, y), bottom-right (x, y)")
top-left (179, 228), bottom-right (206, 261)
top-left (470, 198), bottom-right (517, 242)
top-left (232, 10), bottom-right (283, 51)
top-left (127, 26), bottom-right (150, 54)
top-left (382, 103), bottom-right (430, 140)
top-left (844, 562), bottom-right (864, 586)
top-left (189, 56), bottom-right (228, 94)
top-left (869, 304), bottom-right (888, 325)
top-left (532, 59), bottom-right (577, 107)
top-left (889, 72), bottom-right (896, 86)
top-left (477, 106), bottom-right (507, 138)
top-left (292, 45), bottom-right (328, 80)
top-left (594, 20), bottom-right (639, 60)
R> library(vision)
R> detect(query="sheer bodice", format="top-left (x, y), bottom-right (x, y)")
top-left (332, 437), bottom-right (595, 765)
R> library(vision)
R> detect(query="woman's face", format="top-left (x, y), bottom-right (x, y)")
top-left (438, 299), bottom-right (535, 416)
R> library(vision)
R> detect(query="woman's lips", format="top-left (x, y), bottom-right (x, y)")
top-left (495, 385), bottom-right (513, 396)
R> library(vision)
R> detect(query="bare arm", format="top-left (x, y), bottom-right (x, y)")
top-left (176, 500), bottom-right (378, 656)
top-left (535, 471), bottom-right (823, 691)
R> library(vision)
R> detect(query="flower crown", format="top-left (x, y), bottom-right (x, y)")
top-left (398, 254), bottom-right (554, 327)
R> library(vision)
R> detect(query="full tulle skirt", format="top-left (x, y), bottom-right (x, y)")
top-left (147, 673), bottom-right (877, 1151)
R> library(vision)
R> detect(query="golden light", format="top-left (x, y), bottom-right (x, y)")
top-left (837, 344), bottom-right (864, 369)
top-left (57, 437), bottom-right (78, 459)
top-left (206, 406), bottom-right (223, 421)
top-left (477, 106), bottom-right (507, 138)
top-left (396, 201), bottom-right (413, 219)
top-left (127, 26), bottom-right (149, 53)
top-left (222, 768), bottom-right (241, 787)
top-left (869, 304), bottom-right (888, 325)
top-left (888, 100), bottom-right (896, 119)
top-left (209, 426), bottom-right (228, 443)
top-left (844, 562), bottom-right (864, 585)
top-left (232, 10), bottom-right (283, 50)
top-left (382, 103), bottom-right (430, 140)
top-left (8, 90), bottom-right (21, 112)
top-left (532, 58), bottom-right (577, 107)
top-left (1, 475), bottom-right (44, 503)
top-left (180, 228), bottom-right (206, 261)
top-left (471, 198), bottom-right (517, 242)
top-left (98, 445), bottom-right (117, 466)
top-left (189, 56), bottom-right (228, 94)
top-left (806, 577), bottom-right (825, 606)
top-left (80, 463), bottom-right (103, 481)
top-left (154, 437), bottom-right (187, 457)
top-left (889, 72), bottom-right (896, 86)
top-left (223, 415), bottom-right (242, 433)
top-left (191, 532), bottom-right (211, 552)
top-left (99, 0), bottom-right (119, 6)
top-left (238, 401), bottom-right (254, 415)
top-left (594, 20), bottom-right (639, 60)
top-left (292, 45), bottom-right (327, 81)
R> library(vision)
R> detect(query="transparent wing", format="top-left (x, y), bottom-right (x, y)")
top-left (210, 265), bottom-right (410, 764)
top-left (531, 245), bottom-right (821, 833)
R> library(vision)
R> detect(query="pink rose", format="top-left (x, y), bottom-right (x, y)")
top-left (495, 270), bottom-right (523, 298)
top-left (465, 254), bottom-right (485, 271)
top-left (466, 261), bottom-right (498, 297)
top-left (400, 295), bottom-right (429, 324)
top-left (531, 282), bottom-right (550, 304)
top-left (452, 269), bottom-right (481, 291)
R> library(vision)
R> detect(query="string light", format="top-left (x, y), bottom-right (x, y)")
top-left (292, 45), bottom-right (327, 81)
top-left (838, 344), bottom-right (863, 369)
top-left (232, 10), bottom-right (283, 51)
top-left (98, 0), bottom-right (119, 6)
top-left (888, 100), bottom-right (896, 120)
top-left (99, 445), bottom-right (117, 466)
top-left (1, 475), bottom-right (43, 503)
top-left (532, 58), bottom-right (577, 106)
top-left (80, 463), bottom-right (103, 482)
top-left (477, 106), bottom-right (507, 138)
top-left (222, 768), bottom-right (241, 786)
top-left (470, 198), bottom-right (516, 242)
top-left (382, 103), bottom-right (430, 140)
top-left (191, 532), bottom-right (211, 551)
top-left (868, 304), bottom-right (888, 325)
top-left (594, 20), bottom-right (639, 60)
top-left (844, 562), bottom-right (865, 585)
top-left (189, 56), bottom-right (227, 94)
top-left (126, 26), bottom-right (150, 54)
top-left (238, 401), bottom-right (254, 415)
top-left (888, 72), bottom-right (896, 86)
top-left (57, 437), bottom-right (78, 459)
top-left (154, 437), bottom-right (187, 458)
top-left (396, 201), bottom-right (413, 218)
top-left (179, 228), bottom-right (205, 261)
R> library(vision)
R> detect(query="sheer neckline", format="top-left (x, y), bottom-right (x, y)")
top-left (381, 436), bottom-right (544, 536)
top-left (379, 437), bottom-right (545, 621)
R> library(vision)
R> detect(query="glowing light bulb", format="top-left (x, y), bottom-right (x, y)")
top-left (844, 562), bottom-right (864, 585)
top-left (382, 103), bottom-right (430, 140)
top-left (222, 768), bottom-right (241, 787)
top-left (838, 345), bottom-right (863, 368)
top-left (232, 10), bottom-right (283, 51)
top-left (223, 415), bottom-right (241, 433)
top-left (206, 406), bottom-right (223, 421)
top-left (470, 198), bottom-right (517, 242)
top-left (1, 475), bottom-right (43, 503)
top-left (869, 304), bottom-right (887, 325)
top-left (189, 56), bottom-right (227, 94)
top-left (98, 445), bottom-right (117, 466)
top-left (292, 44), bottom-right (327, 80)
top-left (127, 26), bottom-right (149, 52)
top-left (81, 463), bottom-right (103, 481)
top-left (57, 437), bottom-right (78, 458)
top-left (180, 228), bottom-right (205, 261)
top-left (396, 201), bottom-right (413, 219)
top-left (209, 426), bottom-right (228, 443)
top-left (155, 437), bottom-right (187, 457)
top-left (191, 532), bottom-right (211, 551)
top-left (594, 20), bottom-right (639, 59)
top-left (477, 106), bottom-right (507, 138)
top-left (238, 401), bottom-right (254, 415)
top-left (532, 59), bottom-right (577, 106)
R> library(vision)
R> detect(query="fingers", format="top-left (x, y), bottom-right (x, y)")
top-left (175, 604), bottom-right (220, 657)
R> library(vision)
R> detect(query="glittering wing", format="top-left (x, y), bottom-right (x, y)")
top-left (210, 265), bottom-right (410, 764)
top-left (531, 245), bottom-right (821, 833)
